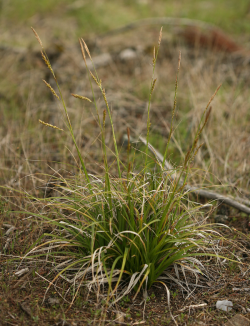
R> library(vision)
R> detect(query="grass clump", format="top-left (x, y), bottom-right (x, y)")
top-left (19, 28), bottom-right (223, 307)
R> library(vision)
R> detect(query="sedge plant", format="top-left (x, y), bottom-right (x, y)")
top-left (18, 27), bottom-right (224, 307)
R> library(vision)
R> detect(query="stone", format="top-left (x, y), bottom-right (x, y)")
top-left (216, 300), bottom-right (233, 312)
top-left (224, 314), bottom-right (250, 326)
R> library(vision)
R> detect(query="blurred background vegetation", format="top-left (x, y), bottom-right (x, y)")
top-left (1, 0), bottom-right (249, 190)
top-left (1, 0), bottom-right (250, 44)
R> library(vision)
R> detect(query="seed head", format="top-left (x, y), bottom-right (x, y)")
top-left (71, 94), bottom-right (92, 102)
top-left (43, 80), bottom-right (59, 99)
top-left (31, 27), bottom-right (43, 47)
top-left (39, 120), bottom-right (63, 131)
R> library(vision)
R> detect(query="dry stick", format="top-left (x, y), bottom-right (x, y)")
top-left (179, 303), bottom-right (207, 312)
top-left (139, 136), bottom-right (250, 215)
top-left (235, 197), bottom-right (250, 207)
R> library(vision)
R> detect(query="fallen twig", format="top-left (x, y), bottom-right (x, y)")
top-left (233, 287), bottom-right (250, 292)
top-left (235, 197), bottom-right (250, 207)
top-left (179, 303), bottom-right (207, 312)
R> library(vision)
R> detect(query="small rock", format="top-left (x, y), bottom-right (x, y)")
top-left (214, 215), bottom-right (228, 223)
top-left (224, 314), bottom-right (250, 326)
top-left (15, 268), bottom-right (29, 277)
top-left (116, 311), bottom-right (125, 323)
top-left (119, 48), bottom-right (137, 61)
top-left (82, 53), bottom-right (112, 70)
top-left (47, 297), bottom-right (60, 306)
top-left (19, 302), bottom-right (32, 317)
top-left (216, 300), bottom-right (233, 312)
